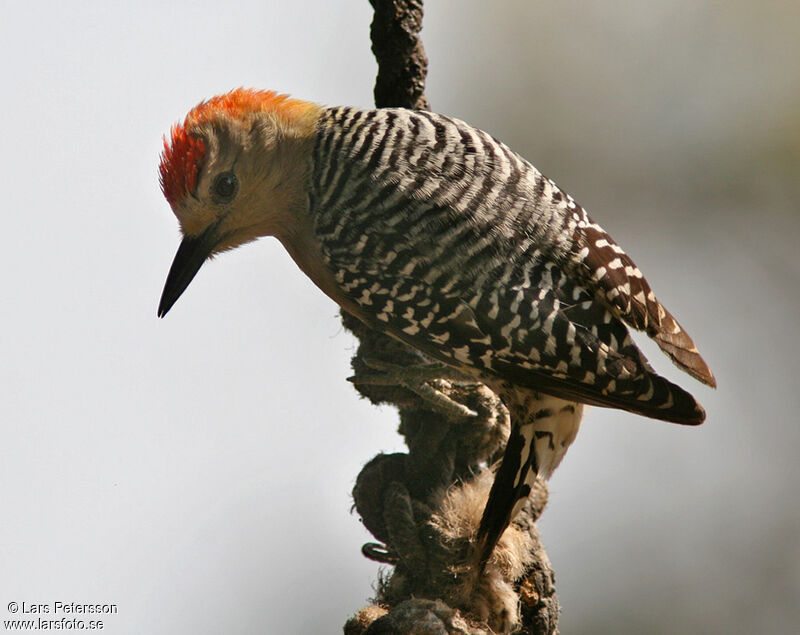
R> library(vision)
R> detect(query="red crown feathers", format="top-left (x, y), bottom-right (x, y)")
top-left (159, 125), bottom-right (205, 207)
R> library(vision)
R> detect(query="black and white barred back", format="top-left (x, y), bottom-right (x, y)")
top-left (309, 106), bottom-right (713, 413)
top-left (307, 105), bottom-right (714, 563)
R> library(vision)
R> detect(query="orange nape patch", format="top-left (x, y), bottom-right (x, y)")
top-left (159, 88), bottom-right (316, 207)
top-left (185, 88), bottom-right (315, 127)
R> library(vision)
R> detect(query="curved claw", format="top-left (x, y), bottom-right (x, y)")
top-left (362, 542), bottom-right (398, 564)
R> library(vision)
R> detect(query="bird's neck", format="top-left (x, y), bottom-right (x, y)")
top-left (277, 214), bottom-right (366, 321)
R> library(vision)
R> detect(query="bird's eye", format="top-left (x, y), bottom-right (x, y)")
top-left (212, 171), bottom-right (238, 202)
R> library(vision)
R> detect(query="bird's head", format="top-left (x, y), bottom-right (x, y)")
top-left (157, 88), bottom-right (321, 317)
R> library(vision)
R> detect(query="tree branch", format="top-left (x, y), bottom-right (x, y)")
top-left (343, 2), bottom-right (559, 633)
top-left (368, 0), bottom-right (429, 111)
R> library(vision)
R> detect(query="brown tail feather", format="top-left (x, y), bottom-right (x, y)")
top-left (653, 309), bottom-right (716, 388)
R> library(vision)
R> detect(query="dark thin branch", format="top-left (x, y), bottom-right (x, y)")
top-left (369, 0), bottom-right (429, 110)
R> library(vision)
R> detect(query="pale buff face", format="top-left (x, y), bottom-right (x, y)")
top-left (169, 111), bottom-right (316, 252)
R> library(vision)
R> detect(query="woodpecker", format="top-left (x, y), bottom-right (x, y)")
top-left (157, 89), bottom-right (715, 566)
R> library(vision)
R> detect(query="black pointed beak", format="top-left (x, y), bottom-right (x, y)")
top-left (158, 226), bottom-right (218, 318)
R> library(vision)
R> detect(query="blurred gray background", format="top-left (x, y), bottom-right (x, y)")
top-left (1, 1), bottom-right (797, 633)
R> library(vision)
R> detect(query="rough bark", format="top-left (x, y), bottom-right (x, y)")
top-left (343, 2), bottom-right (559, 633)
top-left (369, 0), bottom-right (429, 111)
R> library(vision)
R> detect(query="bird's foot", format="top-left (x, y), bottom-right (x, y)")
top-left (349, 357), bottom-right (479, 418)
